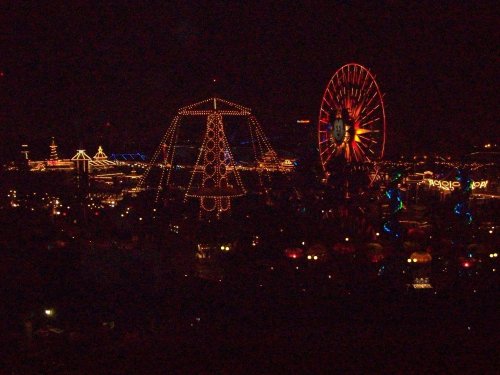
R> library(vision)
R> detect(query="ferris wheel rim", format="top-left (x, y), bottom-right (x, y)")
top-left (318, 63), bottom-right (386, 172)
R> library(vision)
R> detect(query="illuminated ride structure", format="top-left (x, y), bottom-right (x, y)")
top-left (318, 63), bottom-right (386, 188)
top-left (139, 97), bottom-right (279, 217)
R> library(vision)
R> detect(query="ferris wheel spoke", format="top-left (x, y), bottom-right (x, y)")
top-left (358, 72), bottom-right (369, 101)
top-left (359, 104), bottom-right (380, 123)
top-left (323, 98), bottom-right (335, 111)
top-left (320, 142), bottom-right (335, 157)
top-left (358, 134), bottom-right (379, 144)
top-left (320, 107), bottom-right (331, 117)
top-left (360, 117), bottom-right (381, 128)
top-left (326, 86), bottom-right (341, 108)
top-left (322, 143), bottom-right (339, 165)
top-left (360, 91), bottom-right (377, 114)
top-left (356, 144), bottom-right (372, 162)
top-left (352, 144), bottom-right (364, 162)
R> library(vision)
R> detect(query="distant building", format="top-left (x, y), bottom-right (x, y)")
top-left (46, 138), bottom-right (74, 170)
top-left (90, 146), bottom-right (116, 169)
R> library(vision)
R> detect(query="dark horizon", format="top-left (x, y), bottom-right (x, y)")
top-left (0, 2), bottom-right (498, 160)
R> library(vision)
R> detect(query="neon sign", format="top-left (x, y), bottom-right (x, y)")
top-left (427, 179), bottom-right (488, 191)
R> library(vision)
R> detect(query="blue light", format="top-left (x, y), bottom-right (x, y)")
top-left (383, 222), bottom-right (391, 233)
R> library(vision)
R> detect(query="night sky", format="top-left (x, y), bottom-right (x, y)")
top-left (0, 1), bottom-right (498, 160)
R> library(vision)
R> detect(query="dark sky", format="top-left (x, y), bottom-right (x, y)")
top-left (0, 1), bottom-right (498, 159)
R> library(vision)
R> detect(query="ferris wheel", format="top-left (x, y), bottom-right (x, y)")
top-left (318, 63), bottom-right (386, 172)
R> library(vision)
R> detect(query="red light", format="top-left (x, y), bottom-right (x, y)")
top-left (462, 261), bottom-right (471, 268)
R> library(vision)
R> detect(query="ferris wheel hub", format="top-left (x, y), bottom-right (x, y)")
top-left (330, 108), bottom-right (354, 146)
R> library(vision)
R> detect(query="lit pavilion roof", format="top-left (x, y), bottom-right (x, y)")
top-left (93, 146), bottom-right (108, 160)
top-left (71, 149), bottom-right (92, 161)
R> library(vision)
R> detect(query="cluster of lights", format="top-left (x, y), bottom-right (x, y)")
top-left (220, 245), bottom-right (230, 251)
top-left (251, 235), bottom-right (259, 247)
top-left (489, 253), bottom-right (498, 258)
top-left (412, 277), bottom-right (432, 289)
top-left (307, 255), bottom-right (319, 260)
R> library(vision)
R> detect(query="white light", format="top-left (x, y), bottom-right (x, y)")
top-left (345, 237), bottom-right (349, 242)
top-left (307, 255), bottom-right (312, 260)
top-left (301, 241), bottom-right (305, 245)
top-left (313, 255), bottom-right (318, 260)
top-left (407, 258), bottom-right (412, 263)
top-left (44, 309), bottom-right (54, 317)
top-left (375, 232), bottom-right (380, 236)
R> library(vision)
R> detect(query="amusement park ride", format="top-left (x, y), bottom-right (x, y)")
top-left (140, 63), bottom-right (387, 216)
top-left (138, 97), bottom-right (280, 217)
top-left (318, 63), bottom-right (386, 189)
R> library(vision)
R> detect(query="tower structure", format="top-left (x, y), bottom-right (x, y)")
top-left (49, 137), bottom-right (59, 160)
top-left (185, 111), bottom-right (245, 216)
top-left (21, 144), bottom-right (30, 161)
